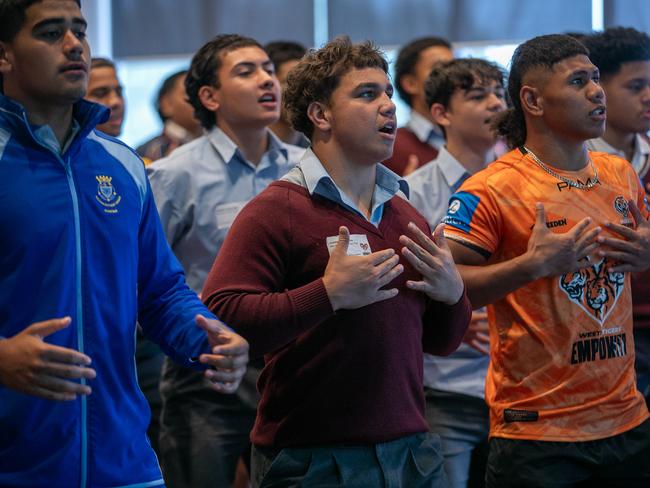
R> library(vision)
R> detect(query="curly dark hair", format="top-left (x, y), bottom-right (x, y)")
top-left (185, 34), bottom-right (261, 130)
top-left (394, 36), bottom-right (452, 107)
top-left (492, 34), bottom-right (588, 149)
top-left (583, 27), bottom-right (650, 77)
top-left (283, 36), bottom-right (388, 139)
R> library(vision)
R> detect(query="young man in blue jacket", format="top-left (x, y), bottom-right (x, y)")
top-left (0, 1), bottom-right (249, 487)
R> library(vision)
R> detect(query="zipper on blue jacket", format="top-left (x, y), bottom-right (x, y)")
top-left (63, 156), bottom-right (88, 488)
top-left (4, 106), bottom-right (91, 488)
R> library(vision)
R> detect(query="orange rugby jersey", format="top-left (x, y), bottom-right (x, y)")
top-left (444, 148), bottom-right (650, 441)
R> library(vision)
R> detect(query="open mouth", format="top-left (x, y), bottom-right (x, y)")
top-left (378, 122), bottom-right (396, 134)
top-left (589, 106), bottom-right (606, 116)
top-left (61, 63), bottom-right (87, 73)
top-left (258, 93), bottom-right (277, 103)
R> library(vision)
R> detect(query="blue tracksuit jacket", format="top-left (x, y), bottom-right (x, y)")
top-left (0, 94), bottom-right (217, 488)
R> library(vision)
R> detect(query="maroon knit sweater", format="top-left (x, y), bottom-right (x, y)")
top-left (382, 127), bottom-right (438, 176)
top-left (202, 181), bottom-right (471, 448)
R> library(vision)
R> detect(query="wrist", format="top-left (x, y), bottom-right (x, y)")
top-left (322, 276), bottom-right (342, 312)
top-left (519, 251), bottom-right (545, 282)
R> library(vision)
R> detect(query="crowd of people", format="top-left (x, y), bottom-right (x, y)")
top-left (1, 1), bottom-right (650, 487)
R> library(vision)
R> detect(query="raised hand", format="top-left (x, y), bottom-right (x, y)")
top-left (598, 200), bottom-right (650, 273)
top-left (0, 317), bottom-right (96, 401)
top-left (322, 226), bottom-right (404, 311)
top-left (195, 315), bottom-right (249, 394)
top-left (524, 203), bottom-right (601, 279)
top-left (399, 222), bottom-right (464, 305)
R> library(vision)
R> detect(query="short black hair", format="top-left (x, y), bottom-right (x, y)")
top-left (425, 58), bottom-right (505, 109)
top-left (0, 0), bottom-right (81, 92)
top-left (583, 27), bottom-right (650, 77)
top-left (264, 40), bottom-right (307, 72)
top-left (186, 34), bottom-right (261, 130)
top-left (284, 36), bottom-right (388, 138)
top-left (493, 34), bottom-right (588, 149)
top-left (0, 0), bottom-right (81, 43)
top-left (394, 36), bottom-right (452, 107)
top-left (155, 70), bottom-right (187, 122)
top-left (90, 57), bottom-right (116, 71)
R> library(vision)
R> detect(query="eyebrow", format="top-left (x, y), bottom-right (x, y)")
top-left (33, 17), bottom-right (87, 30)
top-left (568, 68), bottom-right (598, 78)
top-left (232, 60), bottom-right (274, 70)
top-left (354, 82), bottom-right (393, 92)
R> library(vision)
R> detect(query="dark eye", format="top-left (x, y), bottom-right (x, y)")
top-left (627, 82), bottom-right (644, 93)
top-left (359, 89), bottom-right (376, 99)
top-left (74, 29), bottom-right (87, 41)
top-left (570, 77), bottom-right (585, 86)
top-left (40, 28), bottom-right (63, 40)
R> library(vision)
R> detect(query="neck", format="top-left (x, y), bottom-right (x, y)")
top-left (269, 120), bottom-right (303, 146)
top-left (217, 121), bottom-right (269, 166)
top-left (10, 94), bottom-right (74, 147)
top-left (445, 136), bottom-right (494, 174)
top-left (524, 129), bottom-right (589, 171)
top-left (311, 140), bottom-right (376, 218)
top-left (601, 126), bottom-right (637, 161)
top-left (411, 103), bottom-right (434, 124)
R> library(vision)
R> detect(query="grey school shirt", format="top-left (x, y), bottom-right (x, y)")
top-left (147, 126), bottom-right (305, 293)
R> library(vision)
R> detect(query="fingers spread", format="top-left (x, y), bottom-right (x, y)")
top-left (42, 344), bottom-right (92, 366)
top-left (369, 248), bottom-right (396, 266)
top-left (604, 221), bottom-right (637, 240)
top-left (29, 317), bottom-right (71, 339)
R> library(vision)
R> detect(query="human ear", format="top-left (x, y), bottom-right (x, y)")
top-left (430, 102), bottom-right (451, 128)
top-left (0, 43), bottom-right (13, 75)
top-left (307, 101), bottom-right (331, 132)
top-left (520, 85), bottom-right (542, 116)
top-left (197, 85), bottom-right (219, 114)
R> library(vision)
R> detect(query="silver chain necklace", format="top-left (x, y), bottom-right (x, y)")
top-left (523, 146), bottom-right (599, 190)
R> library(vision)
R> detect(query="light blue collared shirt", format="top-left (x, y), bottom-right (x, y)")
top-left (405, 110), bottom-right (445, 149)
top-left (282, 148), bottom-right (409, 227)
top-left (406, 145), bottom-right (488, 398)
top-left (147, 126), bottom-right (305, 293)
top-left (586, 134), bottom-right (650, 176)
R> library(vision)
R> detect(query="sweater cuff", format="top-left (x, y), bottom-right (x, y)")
top-left (287, 278), bottom-right (335, 328)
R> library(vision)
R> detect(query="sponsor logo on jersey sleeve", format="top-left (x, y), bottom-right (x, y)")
top-left (442, 191), bottom-right (481, 233)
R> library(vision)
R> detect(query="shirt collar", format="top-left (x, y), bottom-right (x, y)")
top-left (588, 135), bottom-right (650, 172)
top-left (33, 117), bottom-right (81, 155)
top-left (206, 126), bottom-right (289, 166)
top-left (298, 148), bottom-right (409, 225)
top-left (435, 146), bottom-right (471, 190)
top-left (406, 110), bottom-right (435, 143)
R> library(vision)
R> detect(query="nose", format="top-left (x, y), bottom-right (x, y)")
top-left (107, 90), bottom-right (124, 110)
top-left (588, 79), bottom-right (605, 103)
top-left (488, 93), bottom-right (506, 111)
top-left (641, 84), bottom-right (650, 104)
top-left (259, 69), bottom-right (276, 88)
top-left (63, 30), bottom-right (84, 58)
top-left (380, 93), bottom-right (396, 116)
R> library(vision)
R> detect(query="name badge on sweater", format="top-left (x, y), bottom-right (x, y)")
top-left (326, 234), bottom-right (372, 256)
top-left (215, 201), bottom-right (247, 230)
